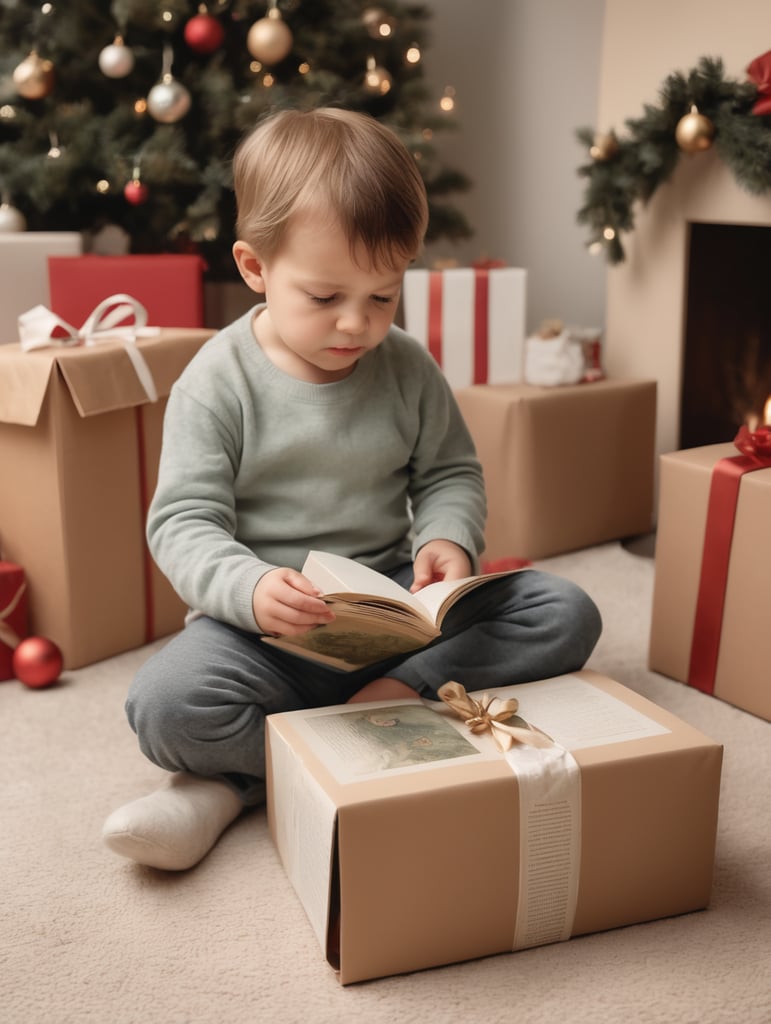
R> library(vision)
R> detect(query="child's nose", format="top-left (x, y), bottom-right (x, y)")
top-left (336, 306), bottom-right (367, 334)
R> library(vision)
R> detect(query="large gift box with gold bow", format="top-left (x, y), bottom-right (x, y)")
top-left (454, 379), bottom-right (657, 560)
top-left (266, 670), bottom-right (722, 985)
top-left (649, 433), bottom-right (771, 721)
top-left (0, 297), bottom-right (213, 669)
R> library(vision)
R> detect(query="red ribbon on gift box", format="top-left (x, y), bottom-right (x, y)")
top-left (427, 270), bottom-right (491, 386)
top-left (687, 425), bottom-right (771, 694)
top-left (0, 564), bottom-right (27, 680)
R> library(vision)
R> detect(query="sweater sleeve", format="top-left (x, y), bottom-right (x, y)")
top-left (147, 383), bottom-right (273, 631)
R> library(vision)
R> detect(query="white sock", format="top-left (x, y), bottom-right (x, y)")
top-left (102, 772), bottom-right (244, 871)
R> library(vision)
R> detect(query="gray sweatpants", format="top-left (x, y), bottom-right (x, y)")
top-left (126, 567), bottom-right (601, 804)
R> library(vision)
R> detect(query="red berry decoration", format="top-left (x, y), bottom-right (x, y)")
top-left (184, 13), bottom-right (225, 54)
top-left (124, 179), bottom-right (149, 206)
top-left (12, 636), bottom-right (63, 688)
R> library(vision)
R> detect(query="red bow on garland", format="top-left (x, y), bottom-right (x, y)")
top-left (746, 49), bottom-right (771, 115)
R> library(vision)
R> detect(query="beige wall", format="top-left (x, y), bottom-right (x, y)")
top-left (597, 0), bottom-right (771, 458)
top-left (424, 0), bottom-right (607, 334)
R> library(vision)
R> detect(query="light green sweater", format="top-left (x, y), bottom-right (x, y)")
top-left (147, 307), bottom-right (487, 632)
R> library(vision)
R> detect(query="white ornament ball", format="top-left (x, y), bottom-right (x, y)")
top-left (98, 41), bottom-right (135, 79)
top-left (0, 202), bottom-right (26, 233)
top-left (147, 77), bottom-right (192, 123)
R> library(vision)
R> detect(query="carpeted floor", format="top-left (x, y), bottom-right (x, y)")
top-left (1, 540), bottom-right (769, 1024)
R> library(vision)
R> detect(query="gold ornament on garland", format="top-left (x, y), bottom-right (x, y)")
top-left (13, 51), bottom-right (55, 100)
top-left (675, 104), bottom-right (715, 153)
top-left (589, 130), bottom-right (619, 161)
top-left (247, 2), bottom-right (293, 65)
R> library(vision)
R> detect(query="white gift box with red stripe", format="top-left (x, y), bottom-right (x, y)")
top-left (402, 267), bottom-right (527, 388)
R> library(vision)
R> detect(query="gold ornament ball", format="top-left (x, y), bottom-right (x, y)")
top-left (589, 130), bottom-right (619, 161)
top-left (247, 12), bottom-right (293, 65)
top-left (675, 105), bottom-right (715, 153)
top-left (13, 51), bottom-right (55, 100)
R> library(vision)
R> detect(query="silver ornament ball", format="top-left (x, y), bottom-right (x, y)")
top-left (0, 202), bottom-right (27, 233)
top-left (147, 77), bottom-right (192, 123)
top-left (98, 42), bottom-right (135, 79)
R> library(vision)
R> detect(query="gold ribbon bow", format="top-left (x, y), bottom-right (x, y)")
top-left (438, 681), bottom-right (553, 752)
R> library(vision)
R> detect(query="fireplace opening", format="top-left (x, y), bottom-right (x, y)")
top-left (680, 222), bottom-right (771, 449)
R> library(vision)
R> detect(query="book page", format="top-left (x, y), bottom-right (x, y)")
top-left (303, 551), bottom-right (427, 617)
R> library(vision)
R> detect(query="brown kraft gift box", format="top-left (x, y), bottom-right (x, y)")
top-left (0, 328), bottom-right (213, 669)
top-left (454, 379), bottom-right (656, 560)
top-left (649, 443), bottom-right (771, 722)
top-left (266, 669), bottom-right (722, 985)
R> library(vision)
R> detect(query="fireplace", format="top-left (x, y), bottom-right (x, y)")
top-left (680, 222), bottom-right (771, 449)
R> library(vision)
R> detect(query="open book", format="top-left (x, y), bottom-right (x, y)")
top-left (263, 550), bottom-right (527, 671)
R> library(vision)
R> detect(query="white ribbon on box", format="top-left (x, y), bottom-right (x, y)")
top-left (402, 267), bottom-right (527, 389)
top-left (17, 293), bottom-right (160, 402)
top-left (438, 682), bottom-right (581, 950)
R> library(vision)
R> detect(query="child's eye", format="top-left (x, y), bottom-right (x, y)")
top-left (309, 294), bottom-right (337, 305)
top-left (372, 294), bottom-right (395, 305)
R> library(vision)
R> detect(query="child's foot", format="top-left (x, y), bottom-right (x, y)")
top-left (347, 677), bottom-right (420, 703)
top-left (102, 772), bottom-right (244, 871)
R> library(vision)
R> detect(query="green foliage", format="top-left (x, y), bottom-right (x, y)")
top-left (0, 0), bottom-right (472, 278)
top-left (576, 56), bottom-right (771, 264)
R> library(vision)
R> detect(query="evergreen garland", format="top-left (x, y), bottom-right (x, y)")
top-left (576, 56), bottom-right (771, 264)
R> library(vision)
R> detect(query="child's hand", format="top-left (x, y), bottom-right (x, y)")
top-left (252, 568), bottom-right (335, 636)
top-left (410, 541), bottom-right (472, 593)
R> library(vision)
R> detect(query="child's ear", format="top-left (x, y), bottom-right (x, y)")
top-left (232, 241), bottom-right (267, 294)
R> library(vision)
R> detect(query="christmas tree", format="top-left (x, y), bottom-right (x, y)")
top-left (0, 0), bottom-right (471, 279)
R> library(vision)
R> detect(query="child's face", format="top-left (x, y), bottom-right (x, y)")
top-left (244, 211), bottom-right (410, 383)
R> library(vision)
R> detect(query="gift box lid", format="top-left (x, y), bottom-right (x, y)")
top-left (0, 328), bottom-right (214, 426)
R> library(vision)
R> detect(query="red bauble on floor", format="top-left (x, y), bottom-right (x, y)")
top-left (12, 636), bottom-right (63, 688)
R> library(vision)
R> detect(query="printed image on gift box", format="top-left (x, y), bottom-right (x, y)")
top-left (402, 266), bottom-right (527, 389)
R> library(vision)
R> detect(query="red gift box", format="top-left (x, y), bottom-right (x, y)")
top-left (0, 561), bottom-right (28, 681)
top-left (47, 254), bottom-right (206, 329)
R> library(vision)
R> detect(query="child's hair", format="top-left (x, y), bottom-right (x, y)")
top-left (233, 106), bottom-right (428, 270)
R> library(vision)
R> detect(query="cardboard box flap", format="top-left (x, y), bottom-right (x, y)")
top-left (0, 329), bottom-right (213, 425)
top-left (0, 347), bottom-right (57, 426)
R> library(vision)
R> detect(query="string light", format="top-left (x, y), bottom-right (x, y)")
top-left (46, 130), bottom-right (62, 158)
top-left (439, 86), bottom-right (456, 112)
top-left (96, 179), bottom-right (111, 194)
top-left (602, 226), bottom-right (616, 241)
top-left (298, 62), bottom-right (310, 74)
top-left (405, 44), bottom-right (421, 65)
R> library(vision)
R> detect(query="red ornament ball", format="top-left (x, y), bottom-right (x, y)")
top-left (124, 180), bottom-right (149, 206)
top-left (13, 636), bottom-right (63, 688)
top-left (184, 13), bottom-right (225, 54)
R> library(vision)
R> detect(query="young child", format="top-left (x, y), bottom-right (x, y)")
top-left (103, 107), bottom-right (601, 871)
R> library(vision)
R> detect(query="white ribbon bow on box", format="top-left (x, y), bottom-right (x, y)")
top-left (17, 293), bottom-right (161, 403)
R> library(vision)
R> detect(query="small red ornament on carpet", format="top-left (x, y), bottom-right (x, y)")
top-left (12, 635), bottom-right (63, 688)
